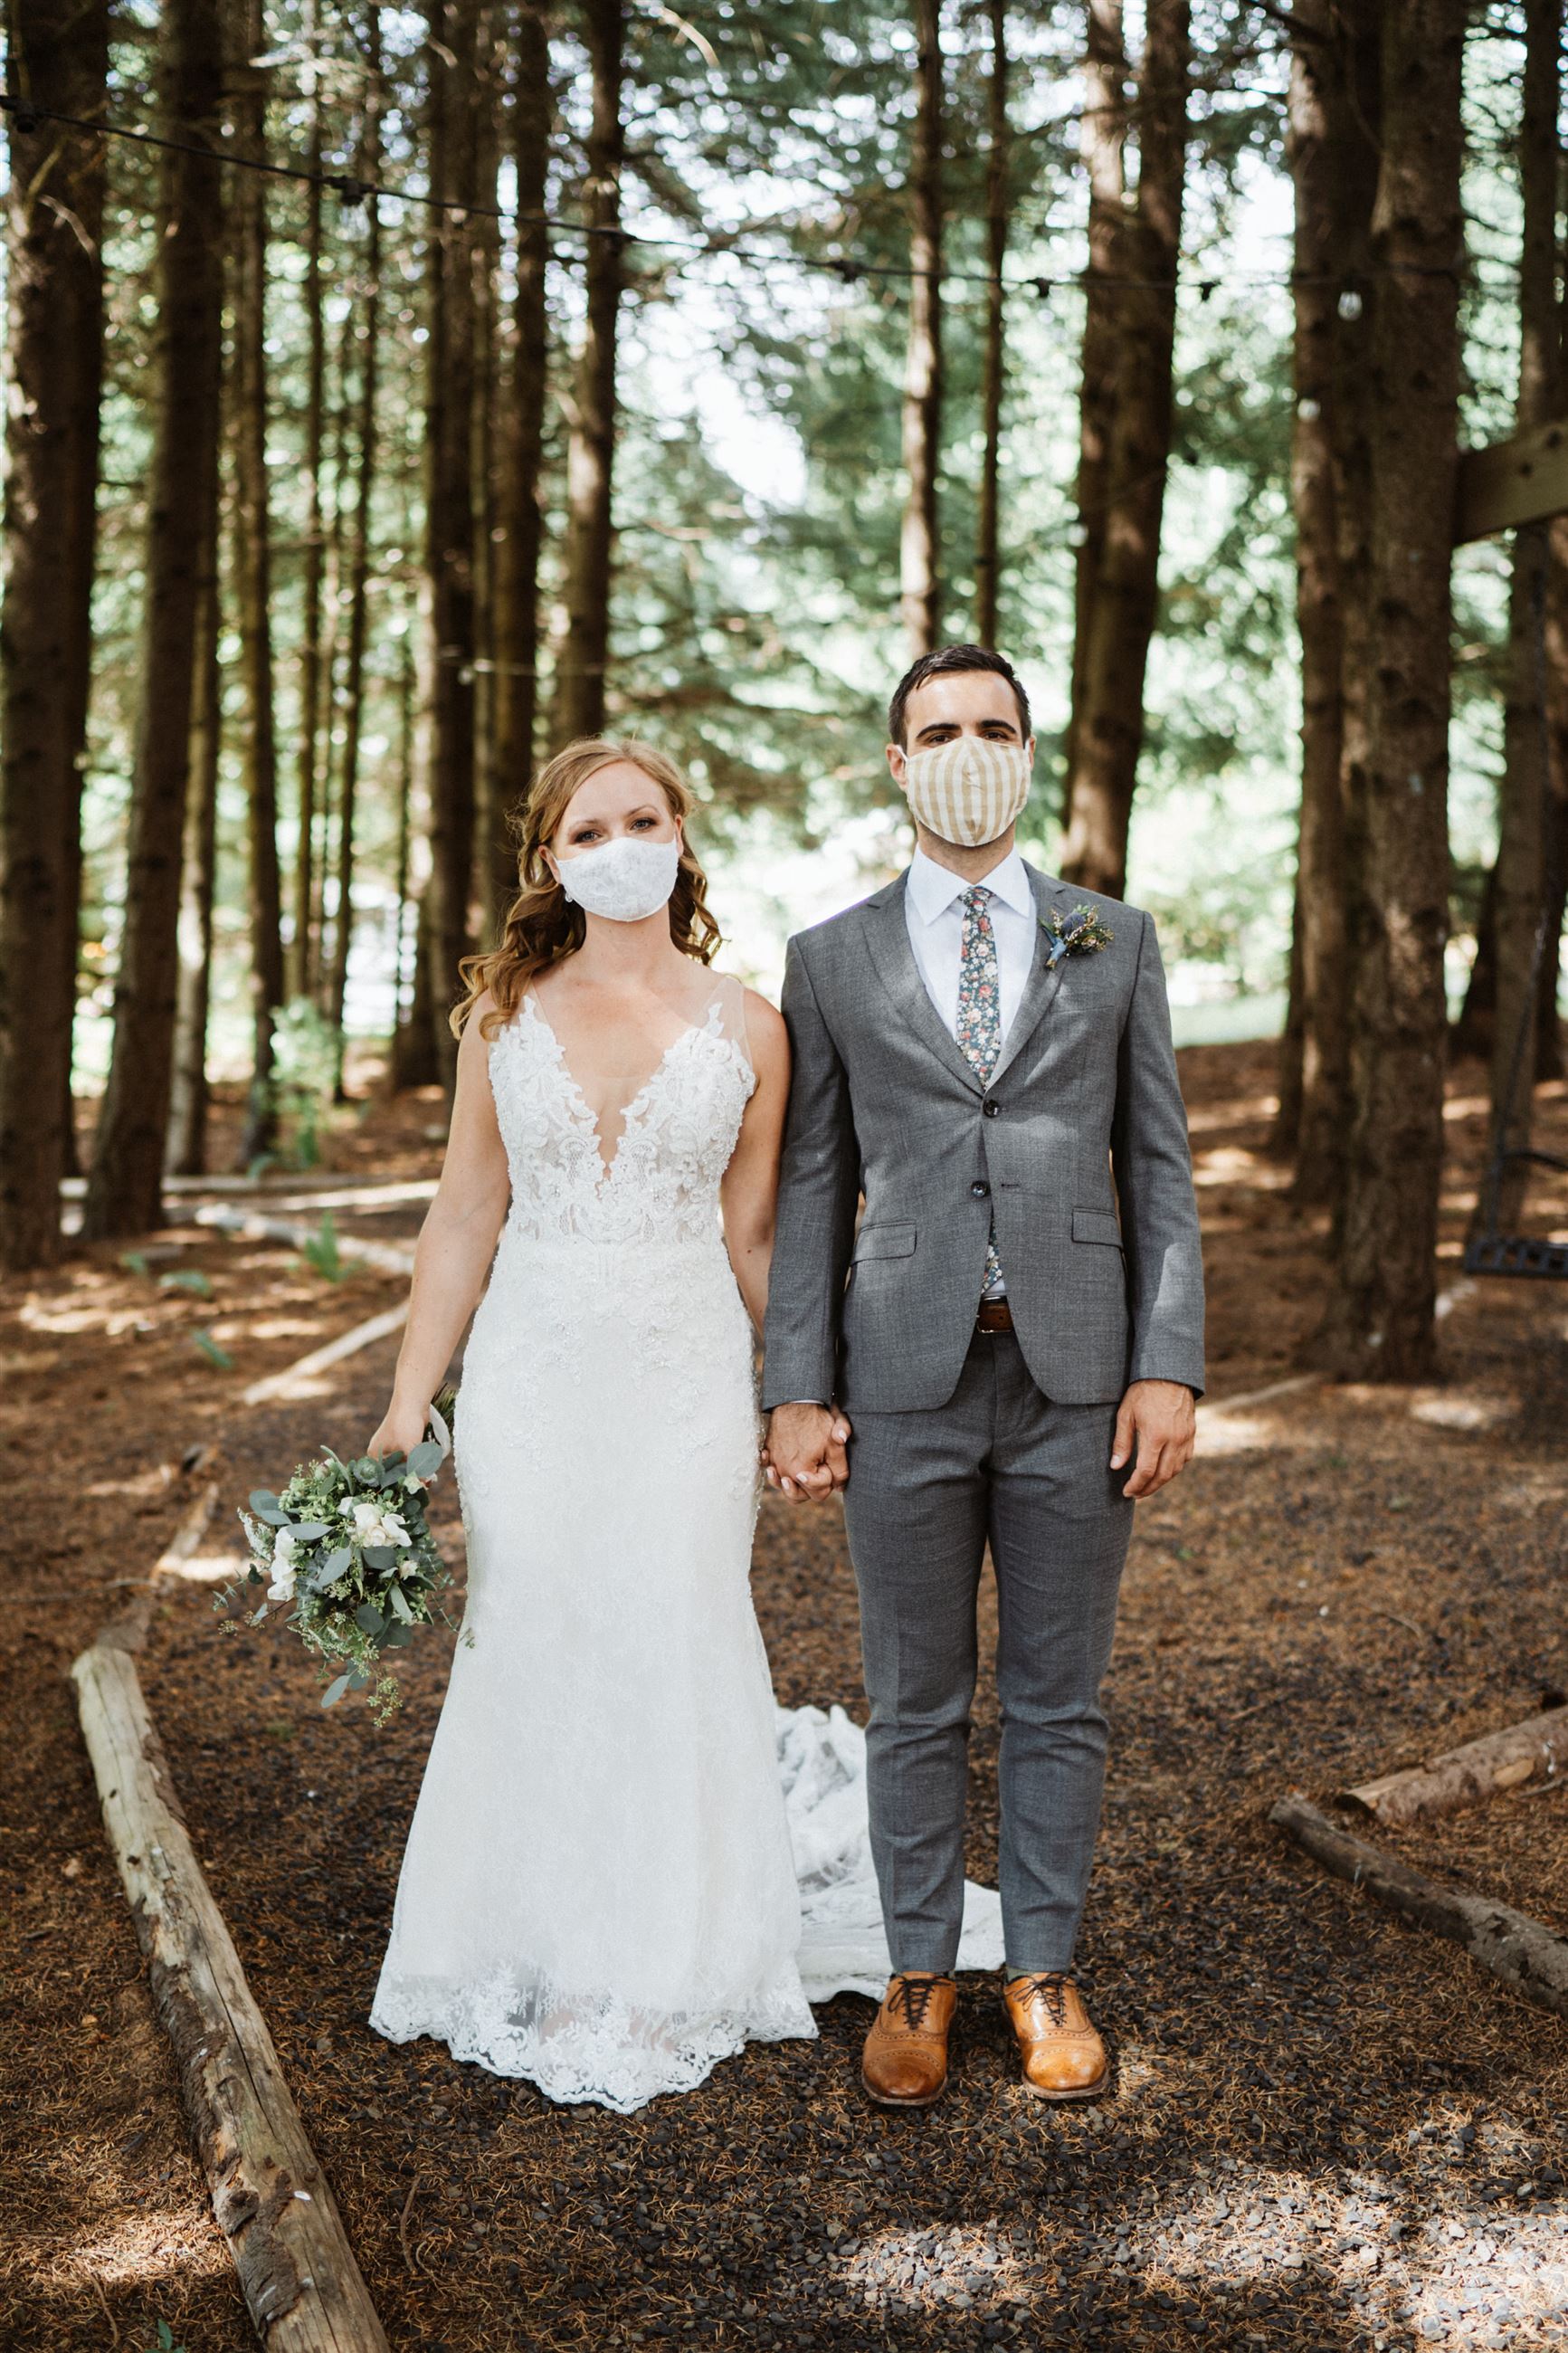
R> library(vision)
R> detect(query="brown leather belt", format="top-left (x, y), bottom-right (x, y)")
top-left (975, 1299), bottom-right (1013, 1334)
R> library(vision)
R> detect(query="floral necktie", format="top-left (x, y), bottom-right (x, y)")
top-left (955, 885), bottom-right (1006, 1300)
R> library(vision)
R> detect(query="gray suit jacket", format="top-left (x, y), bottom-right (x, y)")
top-left (761, 862), bottom-right (1205, 1415)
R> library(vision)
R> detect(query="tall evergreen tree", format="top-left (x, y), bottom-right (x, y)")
top-left (1320, 0), bottom-right (1467, 1380)
top-left (899, 0), bottom-right (944, 654)
top-left (554, 0), bottom-right (624, 742)
top-left (82, 0), bottom-right (224, 1240)
top-left (1060, 0), bottom-right (1191, 900)
top-left (0, 0), bottom-right (109, 1269)
top-left (424, 0), bottom-right (483, 1081)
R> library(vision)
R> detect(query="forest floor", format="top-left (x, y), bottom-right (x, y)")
top-left (5, 1041), bottom-right (1568, 2353)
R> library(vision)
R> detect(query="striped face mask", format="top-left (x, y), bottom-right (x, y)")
top-left (900, 737), bottom-right (1032, 848)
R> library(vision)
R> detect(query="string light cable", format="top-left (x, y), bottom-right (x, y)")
top-left (0, 90), bottom-right (1487, 302)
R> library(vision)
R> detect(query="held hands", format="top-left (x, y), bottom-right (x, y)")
top-left (1110, 1377), bottom-right (1196, 1498)
top-left (763, 1403), bottom-right (852, 1505)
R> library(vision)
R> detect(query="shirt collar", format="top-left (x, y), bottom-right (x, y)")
top-left (907, 844), bottom-right (1035, 926)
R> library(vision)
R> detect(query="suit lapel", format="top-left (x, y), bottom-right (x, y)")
top-left (987, 865), bottom-right (1078, 1088)
top-left (860, 874), bottom-right (984, 1096)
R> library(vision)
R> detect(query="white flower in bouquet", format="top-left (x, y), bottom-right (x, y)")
top-left (342, 1497), bottom-right (413, 1549)
top-left (267, 1527), bottom-right (300, 1602)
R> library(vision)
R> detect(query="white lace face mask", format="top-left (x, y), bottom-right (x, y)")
top-left (900, 737), bottom-right (1032, 848)
top-left (556, 834), bottom-right (681, 922)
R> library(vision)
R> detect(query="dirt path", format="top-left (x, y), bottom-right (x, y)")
top-left (5, 1047), bottom-right (1567, 2352)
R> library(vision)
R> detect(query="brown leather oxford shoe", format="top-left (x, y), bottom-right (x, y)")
top-left (1003, 1972), bottom-right (1108, 2101)
top-left (860, 1972), bottom-right (957, 2108)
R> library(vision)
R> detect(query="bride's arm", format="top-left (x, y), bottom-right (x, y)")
top-left (719, 990), bottom-right (791, 1338)
top-left (366, 1000), bottom-right (511, 1458)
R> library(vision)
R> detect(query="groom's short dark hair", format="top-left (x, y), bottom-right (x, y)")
top-left (888, 643), bottom-right (1031, 748)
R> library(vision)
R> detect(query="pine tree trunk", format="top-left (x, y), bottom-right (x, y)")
top-left (1484, 0), bottom-right (1562, 1230)
top-left (470, 9), bottom-right (504, 948)
top-left (81, 0), bottom-right (223, 1242)
top-left (1320, 0), bottom-right (1466, 1381)
top-left (327, 21), bottom-right (385, 1091)
top-left (899, 0), bottom-right (944, 656)
top-left (0, 0), bottom-right (109, 1270)
top-left (974, 0), bottom-right (1007, 649)
top-left (423, 0), bottom-right (482, 1086)
top-left (489, 0), bottom-right (552, 929)
top-left (1060, 0), bottom-right (1190, 900)
top-left (166, 452), bottom-right (223, 1176)
top-left (392, 614), bottom-right (416, 1043)
top-left (233, 9), bottom-right (286, 1170)
top-left (1540, 510), bottom-right (1568, 1077)
top-left (553, 0), bottom-right (623, 743)
top-left (1062, 0), bottom-right (1126, 813)
top-left (292, 2), bottom-right (327, 1002)
top-left (1277, 0), bottom-right (1381, 1205)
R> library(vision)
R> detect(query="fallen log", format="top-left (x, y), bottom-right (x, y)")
top-left (192, 1203), bottom-right (414, 1278)
top-left (1340, 1707), bottom-right (1568, 1828)
top-left (71, 1627), bottom-right (391, 2350)
top-left (1269, 1795), bottom-right (1568, 2020)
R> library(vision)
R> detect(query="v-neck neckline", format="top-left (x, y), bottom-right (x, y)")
top-left (522, 990), bottom-right (712, 1184)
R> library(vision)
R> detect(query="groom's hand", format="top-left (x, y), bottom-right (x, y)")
top-left (1111, 1378), bottom-right (1196, 1498)
top-left (764, 1404), bottom-right (851, 1504)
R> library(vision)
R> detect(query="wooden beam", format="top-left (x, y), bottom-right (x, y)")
top-left (72, 1627), bottom-right (392, 2351)
top-left (1455, 414), bottom-right (1568, 542)
top-left (1270, 1795), bottom-right (1568, 2019)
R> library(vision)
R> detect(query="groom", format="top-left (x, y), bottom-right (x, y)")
top-left (763, 644), bottom-right (1204, 2107)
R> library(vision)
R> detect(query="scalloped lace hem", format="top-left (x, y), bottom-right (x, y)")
top-left (369, 1976), bottom-right (817, 2113)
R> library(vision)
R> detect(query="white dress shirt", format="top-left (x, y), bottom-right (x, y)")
top-left (904, 844), bottom-right (1039, 1046)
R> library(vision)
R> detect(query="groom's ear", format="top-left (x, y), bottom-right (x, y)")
top-left (887, 739), bottom-right (908, 786)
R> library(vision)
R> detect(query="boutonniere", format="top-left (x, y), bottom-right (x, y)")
top-left (1041, 904), bottom-right (1115, 967)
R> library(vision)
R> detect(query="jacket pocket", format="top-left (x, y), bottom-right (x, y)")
top-left (852, 1222), bottom-right (917, 1262)
top-left (1071, 1206), bottom-right (1123, 1248)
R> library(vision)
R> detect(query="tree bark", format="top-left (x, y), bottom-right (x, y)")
top-left (233, 6), bottom-right (286, 1171)
top-left (553, 0), bottom-right (624, 743)
top-left (166, 499), bottom-right (223, 1176)
top-left (1276, 0), bottom-right (1381, 1205)
top-left (0, 0), bottom-right (109, 1270)
top-left (1060, 0), bottom-right (1191, 900)
top-left (327, 16), bottom-right (385, 1091)
top-left (1484, 0), bottom-right (1562, 1232)
top-left (488, 0), bottom-right (552, 930)
top-left (1319, 0), bottom-right (1466, 1381)
top-left (899, 0), bottom-right (944, 656)
top-left (291, 1), bottom-right (327, 1003)
top-left (974, 0), bottom-right (1007, 649)
top-left (81, 0), bottom-right (223, 1242)
top-left (1062, 0), bottom-right (1127, 814)
top-left (392, 615), bottom-right (416, 1042)
top-left (423, 0), bottom-right (482, 1087)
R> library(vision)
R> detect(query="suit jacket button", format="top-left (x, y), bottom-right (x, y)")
top-left (970, 1180), bottom-right (990, 1199)
top-left (983, 1100), bottom-right (999, 1118)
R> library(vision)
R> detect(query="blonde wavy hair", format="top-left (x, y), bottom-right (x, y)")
top-left (452, 737), bottom-right (722, 1041)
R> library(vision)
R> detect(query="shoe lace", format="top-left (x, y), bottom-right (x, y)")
top-left (887, 1973), bottom-right (952, 2032)
top-left (1014, 1971), bottom-right (1069, 2027)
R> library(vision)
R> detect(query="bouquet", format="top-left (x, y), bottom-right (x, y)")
top-left (223, 1396), bottom-right (459, 1723)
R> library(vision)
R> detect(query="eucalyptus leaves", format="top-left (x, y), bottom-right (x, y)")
top-left (223, 1401), bottom-right (457, 1724)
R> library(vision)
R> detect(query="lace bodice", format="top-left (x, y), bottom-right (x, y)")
top-left (489, 983), bottom-right (755, 1248)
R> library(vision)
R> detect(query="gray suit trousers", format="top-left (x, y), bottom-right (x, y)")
top-left (841, 1325), bottom-right (1134, 1975)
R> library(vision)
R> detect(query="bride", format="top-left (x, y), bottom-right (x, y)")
top-left (366, 734), bottom-right (1001, 2113)
top-left (365, 736), bottom-right (833, 2111)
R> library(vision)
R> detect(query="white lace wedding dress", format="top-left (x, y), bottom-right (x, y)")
top-left (369, 973), bottom-right (1001, 2113)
